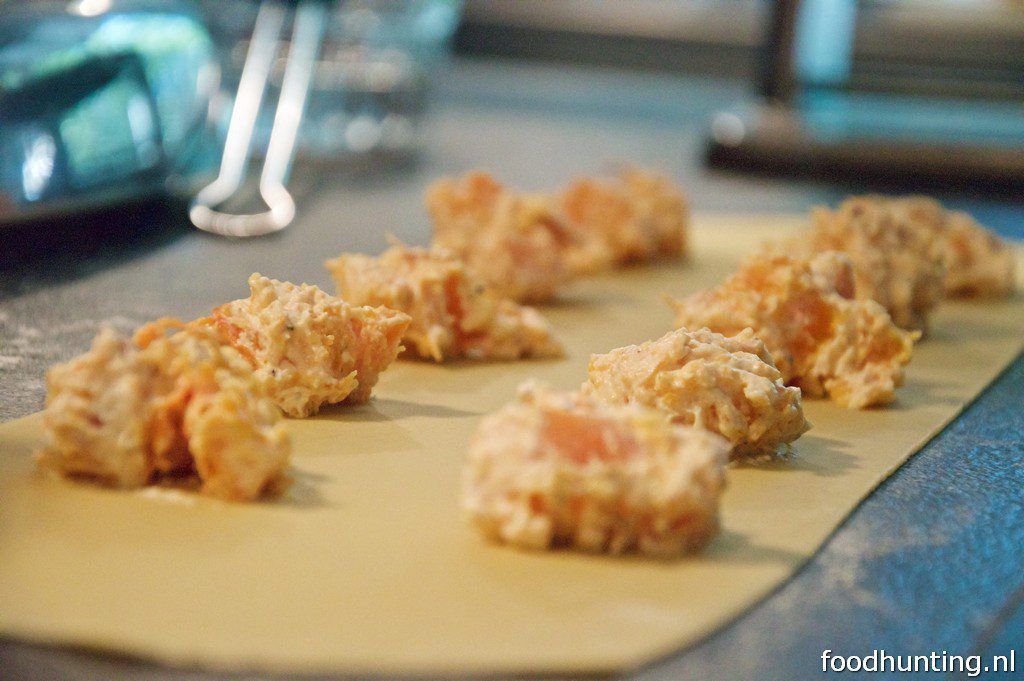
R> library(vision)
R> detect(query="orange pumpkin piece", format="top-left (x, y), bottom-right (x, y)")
top-left (558, 167), bottom-right (689, 270)
top-left (585, 327), bottom-right (809, 457)
top-left (326, 242), bottom-right (563, 362)
top-left (804, 196), bottom-right (946, 332)
top-left (203, 274), bottom-right (410, 418)
top-left (941, 209), bottom-right (1016, 298)
top-left (668, 251), bottom-right (917, 409)
top-left (37, 323), bottom-right (290, 501)
top-left (425, 172), bottom-right (574, 303)
top-left (462, 383), bottom-right (728, 557)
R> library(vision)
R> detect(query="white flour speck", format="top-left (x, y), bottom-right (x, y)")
top-left (137, 487), bottom-right (197, 505)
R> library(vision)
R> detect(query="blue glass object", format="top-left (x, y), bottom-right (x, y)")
top-left (0, 0), bottom-right (218, 224)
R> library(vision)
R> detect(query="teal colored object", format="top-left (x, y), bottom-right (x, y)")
top-left (793, 0), bottom-right (856, 88)
top-left (0, 0), bottom-right (219, 223)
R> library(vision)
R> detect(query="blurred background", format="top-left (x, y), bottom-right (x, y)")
top-left (1, 0), bottom-right (1023, 242)
top-left (459, 0), bottom-right (1024, 95)
top-left (459, 0), bottom-right (1024, 191)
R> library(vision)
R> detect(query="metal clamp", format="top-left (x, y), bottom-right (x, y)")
top-left (190, 0), bottom-right (327, 237)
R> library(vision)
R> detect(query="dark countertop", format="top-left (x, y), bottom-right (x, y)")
top-left (1, 59), bottom-right (1021, 680)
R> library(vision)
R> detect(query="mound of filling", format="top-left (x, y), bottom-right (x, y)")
top-left (942, 210), bottom-right (1016, 298)
top-left (325, 242), bottom-right (564, 362)
top-left (36, 323), bottom-right (290, 501)
top-left (557, 167), bottom-right (689, 270)
top-left (425, 172), bottom-right (574, 303)
top-left (804, 196), bottom-right (946, 332)
top-left (202, 274), bottom-right (410, 417)
top-left (668, 251), bottom-right (917, 409)
top-left (462, 383), bottom-right (729, 557)
top-left (585, 327), bottom-right (809, 457)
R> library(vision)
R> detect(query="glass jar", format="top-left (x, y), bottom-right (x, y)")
top-left (202, 0), bottom-right (463, 160)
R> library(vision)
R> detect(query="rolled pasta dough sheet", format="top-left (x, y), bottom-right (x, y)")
top-left (0, 215), bottom-right (1021, 676)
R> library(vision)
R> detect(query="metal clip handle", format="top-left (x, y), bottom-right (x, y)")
top-left (190, 0), bottom-right (327, 237)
